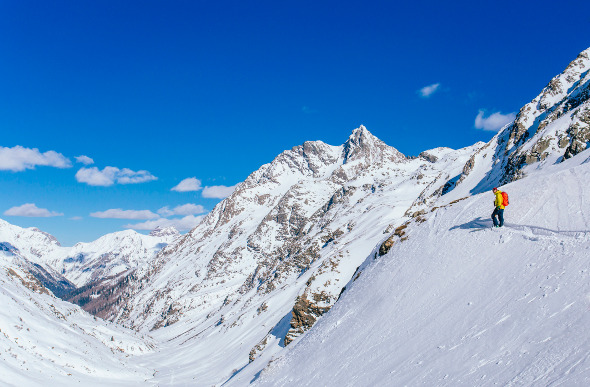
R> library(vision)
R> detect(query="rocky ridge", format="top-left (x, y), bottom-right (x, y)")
top-left (450, 48), bottom-right (590, 194)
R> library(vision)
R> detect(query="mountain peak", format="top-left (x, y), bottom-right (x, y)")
top-left (346, 125), bottom-right (372, 144)
top-left (28, 227), bottom-right (62, 246)
top-left (342, 125), bottom-right (405, 164)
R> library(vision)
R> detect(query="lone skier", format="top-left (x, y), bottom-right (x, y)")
top-left (491, 187), bottom-right (505, 227)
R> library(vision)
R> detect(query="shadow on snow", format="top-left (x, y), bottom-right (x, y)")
top-left (450, 217), bottom-right (590, 237)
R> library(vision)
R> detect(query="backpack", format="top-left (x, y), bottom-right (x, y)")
top-left (501, 191), bottom-right (509, 207)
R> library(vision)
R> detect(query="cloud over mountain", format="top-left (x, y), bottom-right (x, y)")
top-left (158, 204), bottom-right (206, 217)
top-left (474, 110), bottom-right (516, 131)
top-left (124, 215), bottom-right (204, 231)
top-left (90, 209), bottom-right (160, 220)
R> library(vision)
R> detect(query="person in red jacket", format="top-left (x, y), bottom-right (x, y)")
top-left (491, 187), bottom-right (505, 227)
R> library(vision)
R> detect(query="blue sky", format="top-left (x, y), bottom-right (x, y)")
top-left (1, 0), bottom-right (589, 246)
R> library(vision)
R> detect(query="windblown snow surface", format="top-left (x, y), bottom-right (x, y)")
top-left (239, 150), bottom-right (590, 386)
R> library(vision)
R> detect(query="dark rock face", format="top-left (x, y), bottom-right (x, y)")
top-left (27, 263), bottom-right (76, 298)
top-left (499, 50), bottom-right (590, 183)
top-left (284, 292), bottom-right (332, 346)
top-left (563, 109), bottom-right (590, 160)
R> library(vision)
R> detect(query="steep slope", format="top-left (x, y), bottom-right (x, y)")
top-left (248, 148), bottom-right (590, 386)
top-left (0, 247), bottom-right (156, 386)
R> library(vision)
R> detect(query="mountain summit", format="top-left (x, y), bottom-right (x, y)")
top-left (342, 125), bottom-right (405, 164)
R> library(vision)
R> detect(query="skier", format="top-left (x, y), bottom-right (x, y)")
top-left (491, 187), bottom-right (505, 227)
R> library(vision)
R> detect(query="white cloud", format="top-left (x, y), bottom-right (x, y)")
top-left (117, 168), bottom-right (158, 184)
top-left (171, 177), bottom-right (202, 192)
top-left (202, 185), bottom-right (238, 199)
top-left (0, 145), bottom-right (71, 172)
top-left (90, 208), bottom-right (159, 220)
top-left (418, 83), bottom-right (441, 98)
top-left (157, 207), bottom-right (175, 217)
top-left (474, 110), bottom-right (516, 132)
top-left (76, 166), bottom-right (157, 186)
top-left (4, 203), bottom-right (63, 217)
top-left (76, 167), bottom-right (118, 186)
top-left (75, 155), bottom-right (94, 165)
top-left (125, 215), bottom-right (204, 232)
top-left (158, 203), bottom-right (206, 217)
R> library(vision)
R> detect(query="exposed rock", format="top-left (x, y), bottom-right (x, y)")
top-left (6, 268), bottom-right (51, 295)
top-left (284, 291), bottom-right (332, 345)
top-left (249, 336), bottom-right (269, 363)
top-left (379, 222), bottom-right (409, 256)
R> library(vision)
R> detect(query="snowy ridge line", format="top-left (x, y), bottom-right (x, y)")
top-left (450, 217), bottom-right (590, 239)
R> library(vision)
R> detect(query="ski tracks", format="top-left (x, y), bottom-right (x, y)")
top-left (500, 223), bottom-right (590, 244)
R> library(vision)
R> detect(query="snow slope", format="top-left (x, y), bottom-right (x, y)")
top-left (248, 149), bottom-right (590, 386)
top-left (0, 248), bottom-right (156, 386)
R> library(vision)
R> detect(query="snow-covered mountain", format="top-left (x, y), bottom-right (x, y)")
top-left (121, 47), bottom-right (590, 385)
top-left (2, 47), bottom-right (589, 386)
top-left (47, 227), bottom-right (179, 287)
top-left (0, 219), bottom-right (75, 296)
top-left (87, 127), bottom-right (485, 384)
top-left (245, 146), bottom-right (590, 386)
top-left (240, 47), bottom-right (590, 386)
